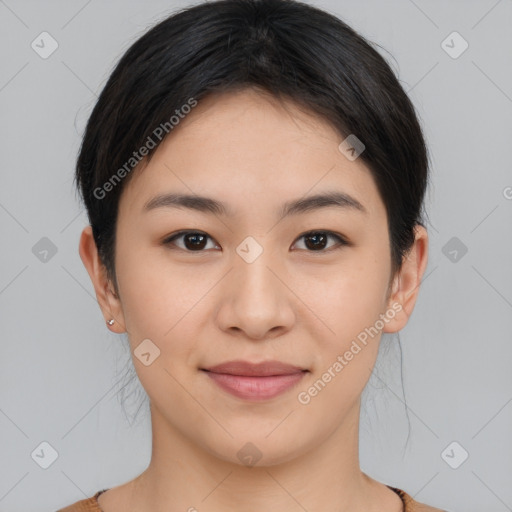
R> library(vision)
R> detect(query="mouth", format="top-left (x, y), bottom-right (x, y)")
top-left (200, 360), bottom-right (309, 401)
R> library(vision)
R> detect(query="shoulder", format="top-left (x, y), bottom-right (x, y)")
top-left (402, 493), bottom-right (448, 512)
top-left (393, 487), bottom-right (450, 512)
top-left (56, 490), bottom-right (104, 512)
top-left (411, 502), bottom-right (449, 512)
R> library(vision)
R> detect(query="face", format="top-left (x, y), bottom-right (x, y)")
top-left (83, 88), bottom-right (425, 466)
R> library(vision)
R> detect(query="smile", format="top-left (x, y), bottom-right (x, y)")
top-left (202, 371), bottom-right (307, 401)
top-left (200, 360), bottom-right (308, 401)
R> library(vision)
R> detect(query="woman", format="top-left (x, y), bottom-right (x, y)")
top-left (59, 0), bottom-right (448, 510)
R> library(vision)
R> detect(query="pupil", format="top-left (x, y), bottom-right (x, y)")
top-left (186, 233), bottom-right (206, 250)
top-left (305, 232), bottom-right (326, 250)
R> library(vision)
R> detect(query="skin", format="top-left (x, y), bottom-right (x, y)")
top-left (80, 87), bottom-right (428, 512)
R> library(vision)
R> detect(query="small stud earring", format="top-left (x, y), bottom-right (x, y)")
top-left (107, 319), bottom-right (115, 326)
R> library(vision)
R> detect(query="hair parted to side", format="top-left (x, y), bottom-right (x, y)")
top-left (74, 0), bottom-right (430, 296)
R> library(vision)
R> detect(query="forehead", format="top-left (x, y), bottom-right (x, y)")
top-left (118, 88), bottom-right (384, 221)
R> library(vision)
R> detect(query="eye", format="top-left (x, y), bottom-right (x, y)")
top-left (163, 230), bottom-right (219, 251)
top-left (293, 230), bottom-right (349, 252)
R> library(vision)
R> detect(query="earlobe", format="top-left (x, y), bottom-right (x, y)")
top-left (382, 224), bottom-right (429, 334)
top-left (78, 225), bottom-right (126, 332)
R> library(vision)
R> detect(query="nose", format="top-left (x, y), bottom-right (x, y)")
top-left (214, 248), bottom-right (295, 341)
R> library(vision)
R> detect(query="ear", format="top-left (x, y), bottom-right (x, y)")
top-left (78, 225), bottom-right (126, 333)
top-left (382, 224), bottom-right (429, 333)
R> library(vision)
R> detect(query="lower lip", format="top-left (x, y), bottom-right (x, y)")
top-left (202, 370), bottom-right (307, 401)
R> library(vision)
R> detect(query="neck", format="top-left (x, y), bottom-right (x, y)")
top-left (125, 399), bottom-right (390, 512)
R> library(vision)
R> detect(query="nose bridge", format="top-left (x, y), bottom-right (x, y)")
top-left (233, 237), bottom-right (281, 303)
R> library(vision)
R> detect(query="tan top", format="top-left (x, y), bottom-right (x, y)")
top-left (57, 486), bottom-right (449, 511)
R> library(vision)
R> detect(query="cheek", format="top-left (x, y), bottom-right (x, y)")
top-left (115, 242), bottom-right (214, 362)
top-left (314, 258), bottom-right (388, 326)
top-left (115, 242), bottom-right (178, 338)
top-left (303, 251), bottom-right (391, 364)
top-left (299, 260), bottom-right (390, 412)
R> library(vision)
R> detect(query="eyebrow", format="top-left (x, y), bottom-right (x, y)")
top-left (143, 190), bottom-right (367, 217)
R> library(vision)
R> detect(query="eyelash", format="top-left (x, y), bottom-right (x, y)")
top-left (162, 230), bottom-right (350, 253)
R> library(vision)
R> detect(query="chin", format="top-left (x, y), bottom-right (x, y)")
top-left (201, 430), bottom-right (311, 469)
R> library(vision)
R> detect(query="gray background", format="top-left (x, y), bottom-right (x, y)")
top-left (1, 0), bottom-right (511, 511)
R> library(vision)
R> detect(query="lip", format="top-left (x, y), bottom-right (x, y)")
top-left (203, 360), bottom-right (306, 376)
top-left (201, 360), bottom-right (308, 401)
